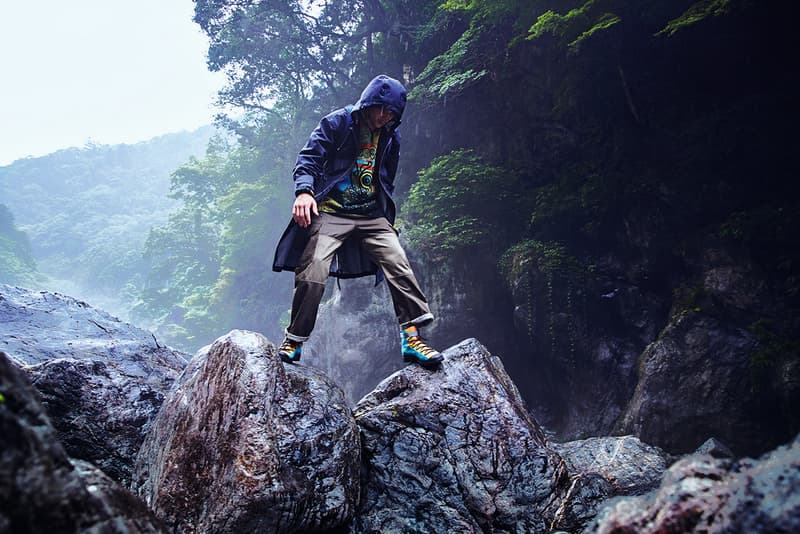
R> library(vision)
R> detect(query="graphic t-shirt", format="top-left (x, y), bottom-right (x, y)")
top-left (319, 125), bottom-right (381, 216)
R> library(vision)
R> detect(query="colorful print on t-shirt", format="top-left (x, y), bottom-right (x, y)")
top-left (320, 125), bottom-right (381, 216)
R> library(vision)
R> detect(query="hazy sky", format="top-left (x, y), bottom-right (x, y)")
top-left (0, 0), bottom-right (226, 166)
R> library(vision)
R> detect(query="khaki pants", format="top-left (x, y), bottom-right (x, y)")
top-left (286, 213), bottom-right (433, 341)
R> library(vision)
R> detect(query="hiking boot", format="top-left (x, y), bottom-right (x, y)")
top-left (401, 326), bottom-right (443, 369)
top-left (278, 338), bottom-right (303, 363)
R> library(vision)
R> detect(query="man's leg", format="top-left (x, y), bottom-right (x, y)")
top-left (357, 217), bottom-right (433, 327)
top-left (357, 218), bottom-right (442, 367)
top-left (286, 214), bottom-right (354, 342)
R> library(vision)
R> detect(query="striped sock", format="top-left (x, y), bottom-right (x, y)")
top-left (403, 325), bottom-right (418, 337)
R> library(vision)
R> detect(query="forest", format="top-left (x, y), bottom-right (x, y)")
top-left (1, 0), bottom-right (798, 455)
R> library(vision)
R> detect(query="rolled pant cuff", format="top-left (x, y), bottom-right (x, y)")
top-left (400, 312), bottom-right (434, 328)
top-left (285, 329), bottom-right (309, 343)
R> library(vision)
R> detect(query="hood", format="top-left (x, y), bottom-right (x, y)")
top-left (352, 75), bottom-right (407, 120)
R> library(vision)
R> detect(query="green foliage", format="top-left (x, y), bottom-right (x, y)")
top-left (412, 26), bottom-right (488, 102)
top-left (400, 150), bottom-right (527, 256)
top-left (0, 204), bottom-right (39, 286)
top-left (656, 0), bottom-right (732, 36)
top-left (413, 0), bottom-right (554, 104)
top-left (527, 1), bottom-right (621, 51)
top-left (0, 128), bottom-right (213, 302)
top-left (194, 0), bottom-right (375, 113)
top-left (498, 239), bottom-right (583, 282)
top-left (670, 284), bottom-right (706, 321)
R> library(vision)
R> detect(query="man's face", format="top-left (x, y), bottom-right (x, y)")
top-left (365, 106), bottom-right (398, 130)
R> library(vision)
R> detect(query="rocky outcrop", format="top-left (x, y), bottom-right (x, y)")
top-left (616, 312), bottom-right (766, 455)
top-left (498, 243), bottom-right (663, 441)
top-left (0, 351), bottom-right (163, 533)
top-left (352, 338), bottom-right (569, 533)
top-left (132, 330), bottom-right (359, 533)
top-left (549, 435), bottom-right (669, 532)
top-left (0, 284), bottom-right (188, 485)
top-left (592, 435), bottom-right (800, 533)
top-left (496, 232), bottom-right (800, 459)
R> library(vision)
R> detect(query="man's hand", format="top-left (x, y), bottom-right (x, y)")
top-left (293, 193), bottom-right (318, 228)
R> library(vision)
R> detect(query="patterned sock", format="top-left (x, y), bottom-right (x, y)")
top-left (403, 325), bottom-right (419, 337)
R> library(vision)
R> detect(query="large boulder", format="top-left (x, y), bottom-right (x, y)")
top-left (615, 312), bottom-right (773, 455)
top-left (352, 338), bottom-right (569, 533)
top-left (132, 330), bottom-right (360, 533)
top-left (0, 351), bottom-right (163, 532)
top-left (0, 284), bottom-right (188, 485)
top-left (592, 435), bottom-right (800, 533)
top-left (549, 435), bottom-right (669, 532)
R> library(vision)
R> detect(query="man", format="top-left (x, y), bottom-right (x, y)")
top-left (272, 74), bottom-right (442, 368)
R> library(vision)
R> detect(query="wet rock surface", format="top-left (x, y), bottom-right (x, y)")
top-left (592, 435), bottom-right (800, 533)
top-left (549, 435), bottom-right (668, 532)
top-left (0, 284), bottom-right (188, 485)
top-left (552, 435), bottom-right (668, 496)
top-left (352, 338), bottom-right (569, 533)
top-left (132, 330), bottom-right (359, 533)
top-left (615, 312), bottom-right (767, 455)
top-left (0, 351), bottom-right (163, 533)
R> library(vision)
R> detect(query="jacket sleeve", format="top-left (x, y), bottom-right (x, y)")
top-left (292, 111), bottom-right (342, 195)
top-left (382, 130), bottom-right (401, 195)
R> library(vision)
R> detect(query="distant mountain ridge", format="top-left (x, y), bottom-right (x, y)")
top-left (0, 125), bottom-right (217, 319)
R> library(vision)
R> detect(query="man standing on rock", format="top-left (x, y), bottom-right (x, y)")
top-left (272, 74), bottom-right (443, 369)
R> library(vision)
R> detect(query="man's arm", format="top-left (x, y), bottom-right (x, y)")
top-left (292, 112), bottom-right (342, 196)
top-left (291, 112), bottom-right (343, 227)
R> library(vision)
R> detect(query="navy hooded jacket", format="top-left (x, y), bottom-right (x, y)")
top-left (272, 75), bottom-right (408, 278)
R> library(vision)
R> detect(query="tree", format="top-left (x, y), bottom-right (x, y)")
top-left (0, 204), bottom-right (39, 286)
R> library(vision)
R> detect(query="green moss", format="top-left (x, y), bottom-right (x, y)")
top-left (571, 13), bottom-right (620, 48)
top-left (400, 150), bottom-right (526, 257)
top-left (656, 0), bottom-right (733, 36)
top-left (498, 239), bottom-right (582, 283)
top-left (670, 284), bottom-right (706, 321)
top-left (527, 1), bottom-right (620, 52)
top-left (412, 26), bottom-right (488, 102)
top-left (719, 205), bottom-right (797, 244)
top-left (440, 0), bottom-right (476, 10)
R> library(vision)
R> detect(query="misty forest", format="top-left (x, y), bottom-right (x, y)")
top-left (2, 0), bottom-right (799, 532)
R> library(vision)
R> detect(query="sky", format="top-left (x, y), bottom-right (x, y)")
top-left (0, 0), bottom-right (227, 166)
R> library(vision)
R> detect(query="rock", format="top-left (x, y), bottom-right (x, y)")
top-left (549, 474), bottom-right (614, 534)
top-left (0, 284), bottom-right (188, 486)
top-left (551, 435), bottom-right (668, 495)
top-left (549, 435), bottom-right (668, 532)
top-left (695, 437), bottom-right (735, 459)
top-left (352, 338), bottom-right (569, 533)
top-left (306, 278), bottom-right (403, 404)
top-left (0, 351), bottom-right (163, 533)
top-left (592, 435), bottom-right (800, 533)
top-left (307, 243), bottom-right (520, 407)
top-left (498, 243), bottom-right (659, 440)
top-left (615, 312), bottom-right (772, 455)
top-left (71, 459), bottom-right (168, 533)
top-left (132, 330), bottom-right (359, 533)
top-left (0, 285), bottom-right (186, 370)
